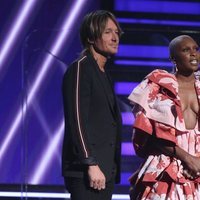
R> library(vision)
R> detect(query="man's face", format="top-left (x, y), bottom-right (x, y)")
top-left (94, 18), bottom-right (120, 55)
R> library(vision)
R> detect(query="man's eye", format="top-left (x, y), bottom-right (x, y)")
top-left (104, 30), bottom-right (111, 34)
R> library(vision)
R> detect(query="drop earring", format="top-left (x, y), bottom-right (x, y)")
top-left (173, 61), bottom-right (178, 73)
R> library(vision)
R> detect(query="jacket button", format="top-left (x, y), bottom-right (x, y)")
top-left (112, 122), bottom-right (116, 126)
top-left (110, 142), bottom-right (115, 147)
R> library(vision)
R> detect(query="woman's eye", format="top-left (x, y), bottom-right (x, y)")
top-left (182, 48), bottom-right (189, 52)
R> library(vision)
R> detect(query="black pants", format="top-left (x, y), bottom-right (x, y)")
top-left (64, 176), bottom-right (115, 200)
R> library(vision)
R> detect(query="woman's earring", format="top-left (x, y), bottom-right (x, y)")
top-left (173, 61), bottom-right (178, 72)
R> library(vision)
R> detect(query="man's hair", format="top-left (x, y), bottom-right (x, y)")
top-left (79, 10), bottom-right (123, 50)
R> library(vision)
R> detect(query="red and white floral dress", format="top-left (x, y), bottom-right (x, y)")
top-left (128, 69), bottom-right (200, 200)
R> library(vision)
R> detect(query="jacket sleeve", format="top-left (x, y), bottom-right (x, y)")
top-left (63, 57), bottom-right (98, 165)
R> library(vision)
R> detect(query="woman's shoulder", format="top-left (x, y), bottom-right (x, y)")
top-left (146, 69), bottom-right (175, 80)
top-left (145, 69), bottom-right (177, 86)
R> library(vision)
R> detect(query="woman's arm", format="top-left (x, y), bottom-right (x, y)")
top-left (133, 128), bottom-right (200, 179)
top-left (153, 137), bottom-right (200, 179)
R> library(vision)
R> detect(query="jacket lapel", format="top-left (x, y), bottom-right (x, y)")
top-left (92, 59), bottom-right (117, 119)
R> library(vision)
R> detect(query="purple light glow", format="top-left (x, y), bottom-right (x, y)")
top-left (120, 172), bottom-right (132, 185)
top-left (115, 0), bottom-right (200, 15)
top-left (30, 121), bottom-right (64, 184)
top-left (118, 18), bottom-right (200, 27)
top-left (0, 191), bottom-right (70, 198)
top-left (0, 192), bottom-right (130, 199)
top-left (115, 60), bottom-right (172, 68)
top-left (121, 142), bottom-right (135, 156)
top-left (30, 0), bottom-right (88, 183)
top-left (122, 112), bottom-right (134, 126)
top-left (0, 0), bottom-right (38, 69)
top-left (32, 101), bottom-right (61, 161)
top-left (50, 0), bottom-right (86, 56)
top-left (117, 45), bottom-right (169, 59)
top-left (0, 0), bottom-right (87, 176)
top-left (0, 105), bottom-right (24, 162)
top-left (115, 82), bottom-right (138, 95)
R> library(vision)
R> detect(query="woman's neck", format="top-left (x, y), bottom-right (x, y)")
top-left (176, 72), bottom-right (195, 84)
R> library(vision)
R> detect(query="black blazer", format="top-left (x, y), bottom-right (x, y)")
top-left (62, 51), bottom-right (122, 183)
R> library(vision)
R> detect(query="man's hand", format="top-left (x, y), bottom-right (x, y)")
top-left (88, 165), bottom-right (106, 190)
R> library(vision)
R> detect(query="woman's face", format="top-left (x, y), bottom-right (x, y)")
top-left (94, 18), bottom-right (120, 55)
top-left (174, 37), bottom-right (200, 74)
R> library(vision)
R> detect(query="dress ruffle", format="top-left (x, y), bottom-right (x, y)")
top-left (130, 154), bottom-right (200, 185)
top-left (128, 69), bottom-right (185, 132)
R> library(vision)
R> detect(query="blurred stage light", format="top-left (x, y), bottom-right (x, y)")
top-left (115, 0), bottom-right (200, 15)
top-left (0, 192), bottom-right (130, 199)
top-left (115, 60), bottom-right (172, 68)
top-left (30, 121), bottom-right (64, 184)
top-left (0, 0), bottom-right (38, 68)
top-left (29, 0), bottom-right (88, 184)
top-left (117, 45), bottom-right (168, 59)
top-left (0, 0), bottom-right (87, 175)
top-left (115, 82), bottom-right (138, 95)
top-left (122, 112), bottom-right (134, 126)
top-left (121, 142), bottom-right (135, 156)
top-left (118, 18), bottom-right (200, 27)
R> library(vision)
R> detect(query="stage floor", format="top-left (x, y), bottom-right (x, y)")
top-left (0, 184), bottom-right (130, 200)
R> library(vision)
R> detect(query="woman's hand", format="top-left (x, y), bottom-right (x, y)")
top-left (182, 154), bottom-right (200, 179)
top-left (182, 168), bottom-right (199, 179)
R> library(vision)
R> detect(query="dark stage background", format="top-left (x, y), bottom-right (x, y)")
top-left (0, 0), bottom-right (200, 198)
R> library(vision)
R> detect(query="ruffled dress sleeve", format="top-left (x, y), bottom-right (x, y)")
top-left (128, 70), bottom-right (183, 146)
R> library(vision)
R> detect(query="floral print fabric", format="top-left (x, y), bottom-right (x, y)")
top-left (128, 69), bottom-right (200, 199)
